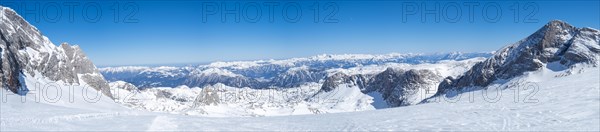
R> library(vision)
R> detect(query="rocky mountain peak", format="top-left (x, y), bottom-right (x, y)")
top-left (545, 20), bottom-right (575, 31)
top-left (0, 6), bottom-right (112, 98)
top-left (436, 20), bottom-right (599, 95)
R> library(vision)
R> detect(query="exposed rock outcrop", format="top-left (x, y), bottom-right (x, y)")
top-left (318, 68), bottom-right (441, 107)
top-left (0, 6), bottom-right (112, 98)
top-left (436, 20), bottom-right (599, 95)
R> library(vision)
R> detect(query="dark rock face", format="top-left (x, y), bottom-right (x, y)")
top-left (1, 6), bottom-right (37, 93)
top-left (319, 68), bottom-right (441, 107)
top-left (437, 20), bottom-right (599, 95)
top-left (320, 72), bottom-right (370, 92)
top-left (0, 6), bottom-right (112, 98)
top-left (367, 68), bottom-right (440, 107)
top-left (193, 86), bottom-right (220, 106)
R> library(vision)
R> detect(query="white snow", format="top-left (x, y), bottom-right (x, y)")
top-left (96, 57), bottom-right (487, 117)
top-left (326, 57), bottom-right (486, 77)
top-left (2, 65), bottom-right (598, 131)
top-left (196, 68), bottom-right (241, 77)
top-left (99, 52), bottom-right (488, 72)
top-left (99, 66), bottom-right (151, 73)
top-left (366, 91), bottom-right (388, 109)
top-left (309, 84), bottom-right (376, 113)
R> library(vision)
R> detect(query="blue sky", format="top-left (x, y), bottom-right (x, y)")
top-left (1, 0), bottom-right (598, 66)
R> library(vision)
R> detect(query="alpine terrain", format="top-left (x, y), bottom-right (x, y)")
top-left (1, 5), bottom-right (598, 131)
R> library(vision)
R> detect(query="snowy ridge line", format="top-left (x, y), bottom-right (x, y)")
top-left (99, 52), bottom-right (493, 71)
top-left (97, 52), bottom-right (492, 89)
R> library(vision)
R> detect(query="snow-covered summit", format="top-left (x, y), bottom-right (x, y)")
top-left (195, 68), bottom-right (241, 77)
top-left (202, 52), bottom-right (490, 69)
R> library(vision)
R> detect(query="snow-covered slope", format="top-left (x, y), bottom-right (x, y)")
top-left (2, 65), bottom-right (598, 131)
top-left (437, 20), bottom-right (599, 96)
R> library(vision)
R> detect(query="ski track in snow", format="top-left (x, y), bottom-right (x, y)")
top-left (148, 116), bottom-right (178, 131)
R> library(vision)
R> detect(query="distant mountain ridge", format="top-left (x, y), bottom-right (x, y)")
top-left (100, 52), bottom-right (492, 89)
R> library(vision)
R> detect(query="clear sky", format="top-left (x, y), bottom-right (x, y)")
top-left (1, 0), bottom-right (598, 66)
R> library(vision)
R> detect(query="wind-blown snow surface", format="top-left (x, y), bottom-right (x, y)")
top-left (2, 65), bottom-right (598, 131)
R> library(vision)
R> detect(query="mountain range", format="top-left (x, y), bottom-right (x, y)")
top-left (99, 52), bottom-right (492, 89)
top-left (1, 5), bottom-right (599, 130)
